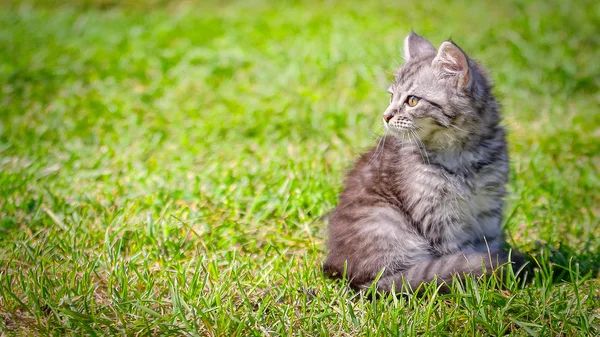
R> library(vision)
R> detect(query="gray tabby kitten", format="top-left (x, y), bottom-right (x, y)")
top-left (324, 32), bottom-right (518, 293)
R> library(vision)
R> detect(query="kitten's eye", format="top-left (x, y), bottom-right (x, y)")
top-left (406, 95), bottom-right (420, 107)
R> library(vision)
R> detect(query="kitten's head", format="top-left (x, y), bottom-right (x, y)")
top-left (384, 32), bottom-right (499, 150)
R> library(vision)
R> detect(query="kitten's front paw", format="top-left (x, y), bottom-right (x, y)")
top-left (374, 275), bottom-right (415, 295)
top-left (374, 276), bottom-right (395, 293)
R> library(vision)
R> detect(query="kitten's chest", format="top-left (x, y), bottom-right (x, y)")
top-left (401, 163), bottom-right (505, 240)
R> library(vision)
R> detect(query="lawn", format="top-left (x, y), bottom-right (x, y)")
top-left (1, 0), bottom-right (599, 335)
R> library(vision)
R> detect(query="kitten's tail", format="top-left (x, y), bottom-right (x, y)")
top-left (374, 251), bottom-right (522, 294)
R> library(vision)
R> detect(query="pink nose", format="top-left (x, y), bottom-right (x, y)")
top-left (383, 114), bottom-right (393, 123)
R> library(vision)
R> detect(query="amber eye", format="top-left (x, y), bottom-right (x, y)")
top-left (406, 95), bottom-right (420, 107)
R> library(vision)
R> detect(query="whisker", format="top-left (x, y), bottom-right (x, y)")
top-left (408, 130), bottom-right (425, 164)
top-left (368, 138), bottom-right (383, 166)
top-left (371, 124), bottom-right (385, 135)
top-left (367, 130), bottom-right (387, 166)
top-left (406, 131), bottom-right (421, 163)
top-left (377, 133), bottom-right (389, 164)
top-left (411, 129), bottom-right (430, 165)
top-left (369, 126), bottom-right (386, 141)
top-left (379, 133), bottom-right (388, 162)
top-left (450, 124), bottom-right (468, 133)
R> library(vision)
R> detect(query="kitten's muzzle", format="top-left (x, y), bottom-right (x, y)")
top-left (386, 115), bottom-right (416, 133)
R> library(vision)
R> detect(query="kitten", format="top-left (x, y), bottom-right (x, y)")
top-left (324, 32), bottom-right (520, 293)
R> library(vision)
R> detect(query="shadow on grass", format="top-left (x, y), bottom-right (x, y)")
top-left (522, 242), bottom-right (600, 284)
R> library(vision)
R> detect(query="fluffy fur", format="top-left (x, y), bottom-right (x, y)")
top-left (324, 32), bottom-right (518, 293)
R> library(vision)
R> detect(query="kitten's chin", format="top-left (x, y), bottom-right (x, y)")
top-left (385, 124), bottom-right (425, 141)
top-left (387, 128), bottom-right (418, 144)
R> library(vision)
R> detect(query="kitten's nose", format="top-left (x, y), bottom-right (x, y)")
top-left (383, 112), bottom-right (394, 123)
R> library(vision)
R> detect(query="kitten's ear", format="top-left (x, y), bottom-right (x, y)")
top-left (432, 41), bottom-right (471, 90)
top-left (403, 31), bottom-right (436, 62)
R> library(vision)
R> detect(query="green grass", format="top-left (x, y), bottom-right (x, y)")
top-left (1, 0), bottom-right (599, 335)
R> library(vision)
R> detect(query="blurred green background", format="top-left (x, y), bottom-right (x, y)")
top-left (1, 0), bottom-right (599, 335)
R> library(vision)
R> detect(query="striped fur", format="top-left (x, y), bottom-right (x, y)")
top-left (324, 32), bottom-right (518, 293)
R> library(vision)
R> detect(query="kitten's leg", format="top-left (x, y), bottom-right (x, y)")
top-left (375, 251), bottom-right (512, 293)
top-left (324, 207), bottom-right (431, 287)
